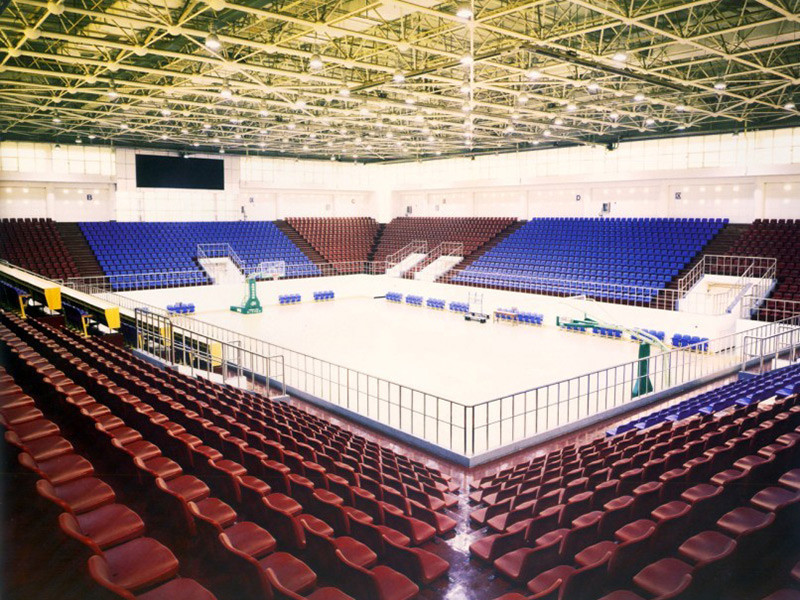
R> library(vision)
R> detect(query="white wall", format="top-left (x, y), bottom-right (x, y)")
top-left (1, 127), bottom-right (799, 223)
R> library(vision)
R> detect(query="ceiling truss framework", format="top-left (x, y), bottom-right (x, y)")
top-left (0, 0), bottom-right (799, 162)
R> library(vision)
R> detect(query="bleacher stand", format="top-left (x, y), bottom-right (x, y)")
top-left (288, 218), bottom-right (380, 271)
top-left (372, 218), bottom-right (515, 265)
top-left (0, 218), bottom-right (79, 280)
top-left (80, 222), bottom-right (320, 291)
top-left (454, 218), bottom-right (727, 303)
top-left (728, 219), bottom-right (800, 319)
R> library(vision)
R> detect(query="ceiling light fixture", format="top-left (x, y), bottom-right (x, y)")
top-left (460, 54), bottom-right (474, 66)
top-left (526, 69), bottom-right (542, 80)
top-left (393, 70), bottom-right (406, 83)
top-left (205, 29), bottom-right (222, 51)
top-left (308, 53), bottom-right (323, 71)
top-left (633, 93), bottom-right (645, 102)
top-left (612, 52), bottom-right (628, 63)
top-left (714, 80), bottom-right (727, 91)
top-left (220, 83), bottom-right (232, 98)
top-left (456, 3), bottom-right (473, 19)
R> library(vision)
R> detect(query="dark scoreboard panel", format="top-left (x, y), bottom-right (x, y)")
top-left (135, 154), bottom-right (224, 190)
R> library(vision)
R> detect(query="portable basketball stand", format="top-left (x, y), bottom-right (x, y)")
top-left (464, 291), bottom-right (489, 324)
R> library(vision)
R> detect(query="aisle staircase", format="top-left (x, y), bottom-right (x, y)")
top-left (651, 223), bottom-right (750, 310)
top-left (54, 222), bottom-right (104, 278)
top-left (273, 220), bottom-right (329, 267)
top-left (438, 220), bottom-right (527, 284)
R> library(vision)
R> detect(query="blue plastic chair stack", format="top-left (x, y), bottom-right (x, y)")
top-left (386, 292), bottom-right (403, 303)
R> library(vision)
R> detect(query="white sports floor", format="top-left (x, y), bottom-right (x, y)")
top-left (120, 275), bottom-right (734, 406)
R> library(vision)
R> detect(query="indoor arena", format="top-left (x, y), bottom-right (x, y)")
top-left (1, 1), bottom-right (800, 600)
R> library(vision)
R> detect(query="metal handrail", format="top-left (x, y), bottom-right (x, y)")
top-left (386, 240), bottom-right (428, 267)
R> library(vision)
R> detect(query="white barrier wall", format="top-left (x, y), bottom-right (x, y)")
top-left (1, 127), bottom-right (799, 222)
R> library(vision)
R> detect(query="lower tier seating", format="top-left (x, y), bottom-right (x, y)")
top-left (467, 364), bottom-right (800, 600)
top-left (2, 310), bottom-right (456, 600)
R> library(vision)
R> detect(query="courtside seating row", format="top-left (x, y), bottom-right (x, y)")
top-left (167, 302), bottom-right (195, 314)
top-left (279, 294), bottom-right (302, 305)
top-left (385, 292), bottom-right (403, 303)
top-left (450, 302), bottom-right (469, 313)
top-left (314, 291), bottom-right (335, 301)
top-left (2, 313), bottom-right (456, 600)
top-left (0, 218), bottom-right (80, 280)
top-left (455, 218), bottom-right (726, 298)
top-left (405, 296), bottom-right (423, 307)
top-left (463, 363), bottom-right (800, 600)
top-left (288, 218), bottom-right (380, 265)
top-left (607, 362), bottom-right (800, 436)
top-left (495, 310), bottom-right (544, 325)
top-left (671, 334), bottom-right (709, 351)
top-left (426, 298), bottom-right (445, 310)
top-left (80, 222), bottom-right (319, 290)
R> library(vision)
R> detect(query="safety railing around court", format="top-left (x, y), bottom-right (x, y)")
top-left (11, 259), bottom-right (799, 459)
top-left (468, 315), bottom-right (800, 455)
top-left (134, 308), bottom-right (288, 399)
top-left (135, 294), bottom-right (800, 458)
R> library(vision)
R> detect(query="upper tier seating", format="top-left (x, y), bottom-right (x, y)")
top-left (80, 221), bottom-right (320, 290)
top-left (454, 218), bottom-right (727, 302)
top-left (372, 217), bottom-right (515, 264)
top-left (729, 219), bottom-right (800, 313)
top-left (287, 218), bottom-right (380, 269)
top-left (0, 218), bottom-right (79, 280)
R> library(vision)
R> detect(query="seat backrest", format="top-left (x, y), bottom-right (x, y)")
top-left (87, 555), bottom-right (137, 600)
top-left (560, 552), bottom-right (612, 600)
top-left (347, 517), bottom-right (385, 556)
top-left (334, 549), bottom-right (376, 599)
top-left (264, 568), bottom-right (304, 600)
top-left (608, 526), bottom-right (655, 581)
top-left (261, 496), bottom-right (304, 550)
top-left (218, 532), bottom-right (275, 599)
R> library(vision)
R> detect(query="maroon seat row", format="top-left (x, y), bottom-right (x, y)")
top-left (0, 218), bottom-right (79, 280)
top-left (372, 217), bottom-right (515, 265)
top-left (287, 218), bottom-right (381, 268)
